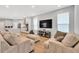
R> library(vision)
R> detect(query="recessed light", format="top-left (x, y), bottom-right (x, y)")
top-left (5, 5), bottom-right (9, 8)
top-left (57, 5), bottom-right (61, 7)
top-left (32, 5), bottom-right (36, 8)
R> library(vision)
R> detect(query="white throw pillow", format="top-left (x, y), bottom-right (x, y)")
top-left (0, 34), bottom-right (10, 52)
top-left (62, 33), bottom-right (79, 47)
top-left (3, 33), bottom-right (17, 46)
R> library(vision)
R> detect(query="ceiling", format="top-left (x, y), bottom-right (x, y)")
top-left (0, 5), bottom-right (71, 19)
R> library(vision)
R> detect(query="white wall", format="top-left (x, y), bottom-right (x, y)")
top-left (0, 19), bottom-right (20, 32)
top-left (27, 17), bottom-right (33, 32)
top-left (32, 5), bottom-right (79, 35)
top-left (0, 17), bottom-right (32, 32)
top-left (32, 6), bottom-right (74, 36)
top-left (32, 16), bottom-right (38, 34)
top-left (0, 5), bottom-right (79, 35)
top-left (74, 6), bottom-right (79, 35)
top-left (0, 21), bottom-right (4, 31)
top-left (13, 19), bottom-right (23, 32)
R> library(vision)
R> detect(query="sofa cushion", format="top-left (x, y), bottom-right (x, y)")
top-left (62, 33), bottom-right (79, 47)
top-left (54, 31), bottom-right (67, 38)
top-left (0, 34), bottom-right (10, 52)
top-left (56, 36), bottom-right (64, 42)
top-left (3, 33), bottom-right (17, 46)
top-left (27, 34), bottom-right (39, 40)
top-left (54, 31), bottom-right (67, 42)
top-left (0, 31), bottom-right (10, 36)
top-left (74, 42), bottom-right (79, 52)
top-left (1, 41), bottom-right (10, 52)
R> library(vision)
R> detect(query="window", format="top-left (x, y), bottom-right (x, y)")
top-left (57, 12), bottom-right (69, 32)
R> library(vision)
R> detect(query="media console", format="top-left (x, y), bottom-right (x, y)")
top-left (38, 30), bottom-right (51, 38)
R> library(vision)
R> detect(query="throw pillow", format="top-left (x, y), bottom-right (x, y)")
top-left (56, 36), bottom-right (64, 42)
top-left (62, 33), bottom-right (79, 47)
top-left (74, 42), bottom-right (79, 52)
top-left (54, 31), bottom-right (67, 42)
top-left (3, 33), bottom-right (17, 46)
top-left (54, 31), bottom-right (67, 38)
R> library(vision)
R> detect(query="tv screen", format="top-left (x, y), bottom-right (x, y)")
top-left (39, 19), bottom-right (52, 28)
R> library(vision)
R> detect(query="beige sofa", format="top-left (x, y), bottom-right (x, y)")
top-left (0, 32), bottom-right (34, 53)
top-left (26, 34), bottom-right (40, 43)
top-left (44, 33), bottom-right (79, 53)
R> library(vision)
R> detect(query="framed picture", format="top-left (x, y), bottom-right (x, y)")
top-left (11, 26), bottom-right (13, 28)
top-left (5, 26), bottom-right (13, 28)
top-left (5, 26), bottom-right (7, 28)
top-left (8, 26), bottom-right (10, 28)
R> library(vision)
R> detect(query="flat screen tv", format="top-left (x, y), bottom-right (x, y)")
top-left (39, 19), bottom-right (52, 28)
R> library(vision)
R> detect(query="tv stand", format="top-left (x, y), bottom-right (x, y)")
top-left (38, 30), bottom-right (51, 38)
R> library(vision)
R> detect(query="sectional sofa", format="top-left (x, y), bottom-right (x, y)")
top-left (44, 31), bottom-right (79, 53)
top-left (0, 31), bottom-right (34, 53)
